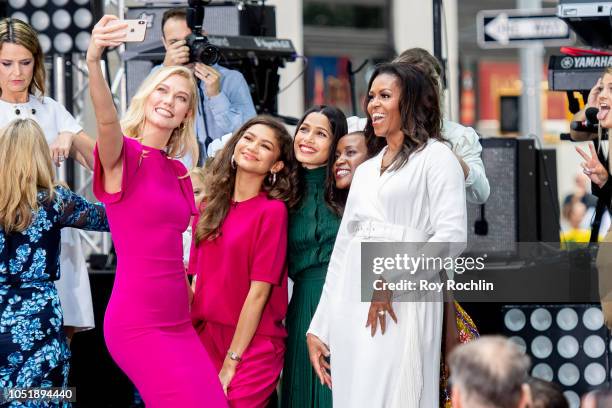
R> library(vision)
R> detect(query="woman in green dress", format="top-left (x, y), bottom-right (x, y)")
top-left (280, 105), bottom-right (347, 408)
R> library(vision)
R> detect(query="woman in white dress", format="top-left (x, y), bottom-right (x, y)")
top-left (0, 18), bottom-right (96, 339)
top-left (306, 63), bottom-right (467, 407)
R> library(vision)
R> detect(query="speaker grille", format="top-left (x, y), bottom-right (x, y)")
top-left (466, 139), bottom-right (518, 256)
top-left (203, 7), bottom-right (240, 36)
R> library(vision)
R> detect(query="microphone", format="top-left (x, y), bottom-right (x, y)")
top-left (570, 107), bottom-right (599, 132)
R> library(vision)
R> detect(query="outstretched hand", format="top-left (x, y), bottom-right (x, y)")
top-left (87, 15), bottom-right (128, 62)
top-left (576, 143), bottom-right (609, 188)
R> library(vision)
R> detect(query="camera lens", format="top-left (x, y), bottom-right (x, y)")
top-left (197, 44), bottom-right (220, 65)
top-left (186, 33), bottom-right (221, 66)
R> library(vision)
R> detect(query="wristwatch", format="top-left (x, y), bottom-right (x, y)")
top-left (227, 351), bottom-right (242, 362)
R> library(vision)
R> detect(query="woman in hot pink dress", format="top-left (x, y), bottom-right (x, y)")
top-left (190, 116), bottom-right (299, 407)
top-left (87, 16), bottom-right (227, 407)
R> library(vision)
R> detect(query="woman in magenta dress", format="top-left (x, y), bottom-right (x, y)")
top-left (86, 16), bottom-right (227, 407)
top-left (189, 116), bottom-right (299, 407)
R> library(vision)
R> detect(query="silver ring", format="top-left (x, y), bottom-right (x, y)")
top-left (377, 310), bottom-right (385, 316)
top-left (58, 155), bottom-right (65, 161)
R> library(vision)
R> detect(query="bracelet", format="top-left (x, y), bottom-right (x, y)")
top-left (227, 351), bottom-right (242, 362)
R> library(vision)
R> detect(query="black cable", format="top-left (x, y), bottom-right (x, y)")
top-left (277, 55), bottom-right (308, 94)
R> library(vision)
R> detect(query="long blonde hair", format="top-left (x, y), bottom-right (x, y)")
top-left (0, 18), bottom-right (46, 96)
top-left (121, 65), bottom-right (199, 162)
top-left (0, 119), bottom-right (55, 233)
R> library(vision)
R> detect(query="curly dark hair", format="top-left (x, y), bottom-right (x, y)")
top-left (195, 116), bottom-right (300, 243)
top-left (294, 105), bottom-right (348, 215)
top-left (364, 62), bottom-right (443, 171)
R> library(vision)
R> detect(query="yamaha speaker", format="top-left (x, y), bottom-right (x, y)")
top-left (466, 138), bottom-right (539, 257)
top-left (466, 138), bottom-right (561, 258)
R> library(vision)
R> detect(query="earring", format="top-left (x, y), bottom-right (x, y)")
top-left (269, 172), bottom-right (277, 185)
top-left (231, 155), bottom-right (236, 169)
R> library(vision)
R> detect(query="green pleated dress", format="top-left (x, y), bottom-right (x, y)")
top-left (280, 166), bottom-right (341, 408)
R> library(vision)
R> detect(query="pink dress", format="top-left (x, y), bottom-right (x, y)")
top-left (93, 136), bottom-right (227, 408)
top-left (189, 193), bottom-right (288, 407)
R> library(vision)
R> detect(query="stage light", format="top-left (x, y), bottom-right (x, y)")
top-left (584, 335), bottom-right (605, 358)
top-left (52, 10), bottom-right (70, 30)
top-left (38, 34), bottom-right (50, 54)
top-left (532, 363), bottom-right (554, 382)
top-left (531, 308), bottom-right (552, 331)
top-left (503, 305), bottom-right (611, 408)
top-left (31, 11), bottom-right (50, 31)
top-left (504, 308), bottom-right (526, 331)
top-left (563, 391), bottom-right (580, 408)
top-left (53, 33), bottom-right (72, 53)
top-left (509, 336), bottom-right (527, 353)
top-left (7, 0), bottom-right (98, 54)
top-left (75, 32), bottom-right (90, 52)
top-left (8, 0), bottom-right (27, 9)
top-left (557, 307), bottom-right (579, 331)
top-left (584, 362), bottom-right (606, 386)
top-left (74, 8), bottom-right (92, 29)
top-left (10, 12), bottom-right (28, 24)
top-left (532, 336), bottom-right (553, 359)
top-left (558, 363), bottom-right (580, 386)
top-left (557, 335), bottom-right (579, 359)
top-left (583, 307), bottom-right (604, 330)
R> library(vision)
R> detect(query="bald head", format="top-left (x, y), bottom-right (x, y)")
top-left (449, 336), bottom-right (531, 408)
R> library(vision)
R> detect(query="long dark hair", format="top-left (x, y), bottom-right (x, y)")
top-left (195, 116), bottom-right (300, 243)
top-left (364, 63), bottom-right (443, 171)
top-left (294, 105), bottom-right (348, 215)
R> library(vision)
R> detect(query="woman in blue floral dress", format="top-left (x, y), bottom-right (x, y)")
top-left (0, 119), bottom-right (108, 406)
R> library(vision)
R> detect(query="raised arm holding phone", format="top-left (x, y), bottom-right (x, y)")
top-left (86, 15), bottom-right (227, 407)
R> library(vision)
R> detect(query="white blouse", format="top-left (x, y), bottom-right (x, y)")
top-left (0, 95), bottom-right (94, 331)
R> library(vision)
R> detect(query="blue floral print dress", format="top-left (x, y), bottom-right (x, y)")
top-left (0, 186), bottom-right (108, 407)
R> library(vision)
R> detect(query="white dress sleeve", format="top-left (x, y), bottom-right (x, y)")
top-left (46, 97), bottom-right (83, 135)
top-left (426, 142), bottom-right (468, 245)
top-left (443, 120), bottom-right (490, 204)
top-left (307, 166), bottom-right (363, 346)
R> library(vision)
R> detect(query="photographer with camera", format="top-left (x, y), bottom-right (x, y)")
top-left (160, 7), bottom-right (256, 164)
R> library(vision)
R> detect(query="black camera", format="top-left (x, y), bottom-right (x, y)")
top-left (186, 33), bottom-right (220, 65)
top-left (186, 0), bottom-right (221, 65)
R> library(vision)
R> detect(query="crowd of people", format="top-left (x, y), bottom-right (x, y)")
top-left (1, 7), bottom-right (612, 408)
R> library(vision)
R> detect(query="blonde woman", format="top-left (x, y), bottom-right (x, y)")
top-left (0, 119), bottom-right (108, 394)
top-left (87, 15), bottom-right (227, 407)
top-left (0, 17), bottom-right (99, 340)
